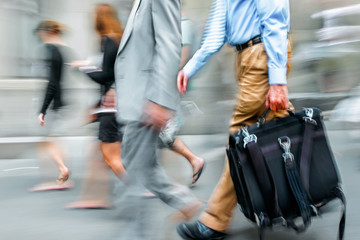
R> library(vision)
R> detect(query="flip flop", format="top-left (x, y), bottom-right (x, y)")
top-left (57, 171), bottom-right (70, 185)
top-left (64, 201), bottom-right (112, 209)
top-left (28, 182), bottom-right (73, 192)
top-left (192, 160), bottom-right (205, 184)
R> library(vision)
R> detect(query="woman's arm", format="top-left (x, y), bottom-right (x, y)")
top-left (86, 37), bottom-right (118, 85)
top-left (40, 45), bottom-right (60, 115)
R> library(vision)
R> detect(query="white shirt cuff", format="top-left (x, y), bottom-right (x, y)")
top-left (183, 59), bottom-right (199, 79)
top-left (268, 67), bottom-right (287, 85)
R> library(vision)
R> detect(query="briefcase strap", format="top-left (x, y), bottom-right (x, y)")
top-left (246, 141), bottom-right (283, 220)
top-left (299, 116), bottom-right (317, 197)
top-left (293, 112), bottom-right (347, 240)
top-left (284, 165), bottom-right (312, 230)
top-left (335, 187), bottom-right (346, 240)
top-left (278, 136), bottom-right (313, 231)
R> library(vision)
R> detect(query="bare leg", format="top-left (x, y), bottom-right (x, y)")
top-left (65, 141), bottom-right (111, 208)
top-left (29, 139), bottom-right (71, 191)
top-left (170, 138), bottom-right (204, 184)
top-left (100, 141), bottom-right (127, 180)
top-left (40, 140), bottom-right (69, 183)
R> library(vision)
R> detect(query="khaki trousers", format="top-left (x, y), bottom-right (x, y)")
top-left (199, 42), bottom-right (293, 231)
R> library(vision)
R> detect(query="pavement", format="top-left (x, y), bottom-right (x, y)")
top-left (0, 122), bottom-right (359, 240)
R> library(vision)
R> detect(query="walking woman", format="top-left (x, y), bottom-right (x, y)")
top-left (65, 4), bottom-right (125, 208)
top-left (31, 20), bottom-right (72, 191)
top-left (73, 4), bottom-right (126, 180)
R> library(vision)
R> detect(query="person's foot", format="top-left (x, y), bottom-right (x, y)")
top-left (28, 181), bottom-right (73, 192)
top-left (64, 200), bottom-right (112, 209)
top-left (176, 220), bottom-right (227, 240)
top-left (171, 200), bottom-right (204, 222)
top-left (192, 158), bottom-right (205, 184)
top-left (57, 167), bottom-right (69, 185)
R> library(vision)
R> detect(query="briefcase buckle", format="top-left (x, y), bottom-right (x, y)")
top-left (242, 127), bottom-right (257, 148)
top-left (303, 108), bottom-right (317, 125)
top-left (278, 137), bottom-right (295, 168)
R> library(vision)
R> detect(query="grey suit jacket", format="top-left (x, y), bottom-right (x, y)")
top-left (115, 0), bottom-right (181, 123)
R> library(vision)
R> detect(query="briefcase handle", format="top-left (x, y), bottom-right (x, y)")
top-left (257, 108), bottom-right (295, 127)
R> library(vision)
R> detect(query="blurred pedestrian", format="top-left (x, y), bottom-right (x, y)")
top-left (170, 2), bottom-right (205, 185)
top-left (103, 0), bottom-right (202, 237)
top-left (180, 3), bottom-right (195, 69)
top-left (158, 115), bottom-right (205, 185)
top-left (30, 20), bottom-right (73, 191)
top-left (66, 4), bottom-right (125, 208)
top-left (75, 3), bottom-right (126, 180)
top-left (65, 140), bottom-right (112, 209)
top-left (68, 2), bottom-right (203, 209)
top-left (176, 0), bottom-right (293, 239)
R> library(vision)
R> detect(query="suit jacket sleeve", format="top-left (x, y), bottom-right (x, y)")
top-left (146, 0), bottom-right (181, 111)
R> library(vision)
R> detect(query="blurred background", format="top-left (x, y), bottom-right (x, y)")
top-left (0, 0), bottom-right (360, 239)
top-left (1, 0), bottom-right (360, 138)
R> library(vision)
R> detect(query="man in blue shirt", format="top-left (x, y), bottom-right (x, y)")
top-left (176, 0), bottom-right (293, 239)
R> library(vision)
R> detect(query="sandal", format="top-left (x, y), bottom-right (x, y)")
top-left (57, 170), bottom-right (70, 185)
top-left (192, 159), bottom-right (205, 184)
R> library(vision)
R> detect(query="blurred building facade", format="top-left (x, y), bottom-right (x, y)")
top-left (0, 0), bottom-right (218, 77)
top-left (1, 0), bottom-right (360, 137)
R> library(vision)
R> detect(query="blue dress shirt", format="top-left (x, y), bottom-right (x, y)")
top-left (183, 0), bottom-right (290, 85)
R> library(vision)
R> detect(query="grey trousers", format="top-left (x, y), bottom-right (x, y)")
top-left (120, 121), bottom-right (195, 210)
top-left (114, 121), bottom-right (196, 239)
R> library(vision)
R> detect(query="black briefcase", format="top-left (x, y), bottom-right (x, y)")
top-left (227, 108), bottom-right (346, 240)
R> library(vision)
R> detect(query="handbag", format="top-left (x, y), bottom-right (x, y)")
top-left (227, 107), bottom-right (346, 240)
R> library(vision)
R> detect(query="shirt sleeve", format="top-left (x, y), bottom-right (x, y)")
top-left (255, 0), bottom-right (290, 85)
top-left (183, 0), bottom-right (227, 78)
top-left (40, 45), bottom-right (58, 114)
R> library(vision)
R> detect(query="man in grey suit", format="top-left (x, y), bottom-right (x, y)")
top-left (104, 0), bottom-right (201, 233)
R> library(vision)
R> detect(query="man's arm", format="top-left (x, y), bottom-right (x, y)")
top-left (256, 0), bottom-right (290, 85)
top-left (178, 0), bottom-right (227, 94)
top-left (183, 0), bottom-right (227, 79)
top-left (256, 0), bottom-right (290, 111)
